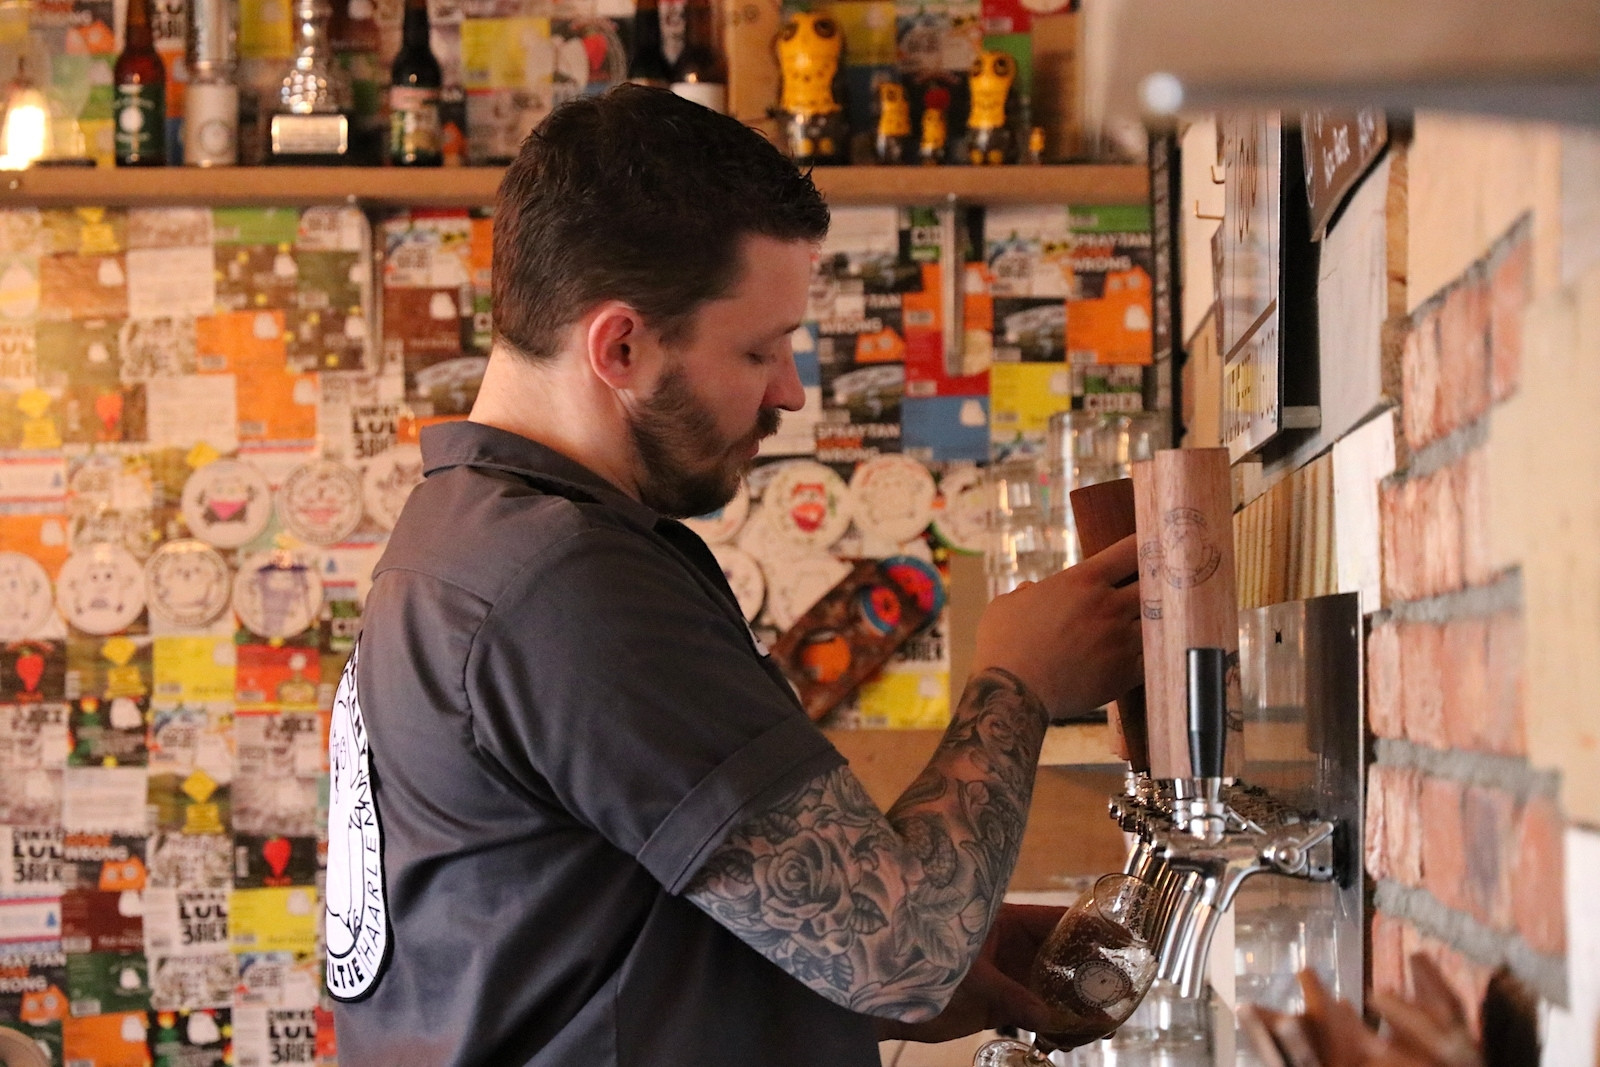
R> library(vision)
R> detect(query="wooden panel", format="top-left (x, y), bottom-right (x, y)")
top-left (825, 729), bottom-right (1128, 890)
top-left (1232, 450), bottom-right (1337, 611)
top-left (725, 0), bottom-right (782, 144)
top-left (1028, 12), bottom-right (1083, 163)
top-left (1180, 308), bottom-right (1222, 449)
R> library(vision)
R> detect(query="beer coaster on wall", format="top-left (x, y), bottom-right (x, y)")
top-left (278, 460), bottom-right (364, 546)
top-left (931, 465), bottom-right (988, 554)
top-left (361, 444), bottom-right (424, 531)
top-left (55, 543), bottom-right (146, 636)
top-left (232, 552), bottom-right (324, 641)
top-left (0, 552), bottom-right (57, 642)
top-left (682, 481), bottom-right (750, 545)
top-left (181, 459), bottom-right (274, 550)
top-left (710, 544), bottom-right (765, 623)
top-left (848, 454), bottom-right (937, 544)
top-left (763, 460), bottom-right (852, 550)
top-left (766, 553), bottom-right (853, 631)
top-left (144, 541), bottom-right (232, 630)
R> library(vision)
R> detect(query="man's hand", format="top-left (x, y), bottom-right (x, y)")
top-left (877, 904), bottom-right (1063, 1044)
top-left (973, 535), bottom-right (1143, 722)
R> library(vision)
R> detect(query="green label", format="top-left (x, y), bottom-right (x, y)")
top-left (114, 83), bottom-right (165, 160)
top-left (1068, 204), bottom-right (1152, 234)
top-left (212, 208), bottom-right (302, 246)
top-left (388, 86), bottom-right (441, 161)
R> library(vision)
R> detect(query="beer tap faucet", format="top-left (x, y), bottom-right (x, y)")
top-left (1122, 647), bottom-right (1340, 996)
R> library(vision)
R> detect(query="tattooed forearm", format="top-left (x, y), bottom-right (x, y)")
top-left (684, 668), bottom-right (1049, 1022)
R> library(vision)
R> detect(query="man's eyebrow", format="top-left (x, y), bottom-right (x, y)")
top-left (769, 322), bottom-right (804, 342)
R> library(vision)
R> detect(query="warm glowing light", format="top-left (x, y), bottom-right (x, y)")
top-left (0, 60), bottom-right (51, 170)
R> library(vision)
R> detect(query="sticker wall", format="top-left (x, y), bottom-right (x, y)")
top-left (0, 199), bottom-right (1149, 1065)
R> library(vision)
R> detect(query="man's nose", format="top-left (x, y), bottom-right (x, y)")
top-left (767, 351), bottom-right (807, 412)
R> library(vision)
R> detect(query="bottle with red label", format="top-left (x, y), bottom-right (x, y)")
top-left (388, 0), bottom-right (442, 166)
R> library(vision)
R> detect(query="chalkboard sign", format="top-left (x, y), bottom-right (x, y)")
top-left (1301, 110), bottom-right (1388, 241)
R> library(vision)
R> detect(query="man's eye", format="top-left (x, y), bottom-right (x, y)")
top-left (747, 351), bottom-right (771, 366)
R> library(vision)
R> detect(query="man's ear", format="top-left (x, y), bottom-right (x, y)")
top-left (585, 302), bottom-right (650, 390)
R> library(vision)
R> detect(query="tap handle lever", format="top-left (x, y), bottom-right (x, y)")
top-left (1186, 647), bottom-right (1228, 780)
top-left (1260, 820), bottom-right (1338, 880)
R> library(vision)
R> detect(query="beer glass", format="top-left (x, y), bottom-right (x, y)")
top-left (973, 874), bottom-right (1157, 1065)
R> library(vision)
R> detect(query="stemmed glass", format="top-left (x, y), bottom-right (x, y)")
top-left (973, 873), bottom-right (1158, 1066)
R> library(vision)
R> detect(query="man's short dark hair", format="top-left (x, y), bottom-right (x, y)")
top-left (492, 85), bottom-right (832, 362)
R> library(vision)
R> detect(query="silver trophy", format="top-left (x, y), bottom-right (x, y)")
top-left (269, 0), bottom-right (351, 163)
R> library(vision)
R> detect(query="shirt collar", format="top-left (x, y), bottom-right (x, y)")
top-left (419, 421), bottom-right (661, 531)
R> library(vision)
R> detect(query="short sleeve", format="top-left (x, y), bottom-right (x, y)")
top-left (466, 525), bottom-right (843, 892)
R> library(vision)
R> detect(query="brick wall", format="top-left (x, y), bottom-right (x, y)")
top-left (1364, 218), bottom-right (1567, 1029)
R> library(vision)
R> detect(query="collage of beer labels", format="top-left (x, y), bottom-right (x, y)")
top-left (0, 199), bottom-right (1150, 1064)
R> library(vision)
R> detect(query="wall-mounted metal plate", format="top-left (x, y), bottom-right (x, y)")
top-left (1236, 592), bottom-right (1364, 1007)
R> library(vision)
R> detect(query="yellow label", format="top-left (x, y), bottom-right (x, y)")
top-left (184, 801), bottom-right (225, 834)
top-left (77, 209), bottom-right (121, 255)
top-left (186, 442), bottom-right (221, 469)
top-left (105, 665), bottom-right (148, 699)
top-left (21, 417), bottom-right (61, 451)
top-left (239, 0), bottom-right (292, 59)
top-left (101, 636), bottom-right (138, 667)
top-left (16, 387), bottom-right (51, 419)
top-left (183, 769), bottom-right (218, 803)
top-left (154, 637), bottom-right (238, 704)
top-left (857, 668), bottom-right (950, 729)
top-left (460, 18), bottom-right (551, 89)
top-left (989, 361), bottom-right (1074, 441)
top-left (230, 886), bottom-right (320, 955)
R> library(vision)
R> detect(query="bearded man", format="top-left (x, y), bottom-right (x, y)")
top-left (326, 85), bottom-right (1143, 1067)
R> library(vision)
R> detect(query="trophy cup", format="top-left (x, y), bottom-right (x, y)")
top-left (269, 0), bottom-right (352, 164)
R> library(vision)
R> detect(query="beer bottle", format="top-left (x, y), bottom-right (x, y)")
top-left (669, 0), bottom-right (725, 112)
top-left (184, 0), bottom-right (239, 167)
top-left (115, 0), bottom-right (168, 166)
top-left (627, 0), bottom-right (672, 88)
top-left (388, 0), bottom-right (442, 166)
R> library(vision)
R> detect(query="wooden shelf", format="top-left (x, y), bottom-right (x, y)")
top-left (0, 163), bottom-right (1149, 210)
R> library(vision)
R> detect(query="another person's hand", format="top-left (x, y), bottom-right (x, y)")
top-left (1240, 957), bottom-right (1484, 1067)
top-left (877, 903), bottom-right (1063, 1044)
top-left (973, 535), bottom-right (1142, 722)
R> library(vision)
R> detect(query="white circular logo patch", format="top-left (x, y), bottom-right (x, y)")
top-left (0, 552), bottom-right (56, 642)
top-left (325, 643), bottom-right (390, 1001)
top-left (144, 540), bottom-right (232, 629)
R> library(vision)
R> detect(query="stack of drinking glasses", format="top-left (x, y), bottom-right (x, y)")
top-left (984, 457), bottom-right (1058, 599)
top-left (1044, 412), bottom-right (1169, 570)
top-left (985, 413), bottom-right (1167, 598)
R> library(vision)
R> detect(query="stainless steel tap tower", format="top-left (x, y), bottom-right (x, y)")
top-left (1070, 452), bottom-right (1353, 1003)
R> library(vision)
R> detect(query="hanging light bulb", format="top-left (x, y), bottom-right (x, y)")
top-left (0, 57), bottom-right (52, 170)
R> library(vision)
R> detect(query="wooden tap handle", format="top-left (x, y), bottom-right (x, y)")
top-left (1149, 447), bottom-right (1242, 779)
top-left (1068, 478), bottom-right (1150, 773)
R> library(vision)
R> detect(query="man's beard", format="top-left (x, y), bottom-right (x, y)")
top-left (628, 364), bottom-right (781, 519)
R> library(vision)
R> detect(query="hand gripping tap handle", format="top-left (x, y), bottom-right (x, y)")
top-left (1068, 478), bottom-right (1151, 774)
top-left (1186, 647), bottom-right (1227, 780)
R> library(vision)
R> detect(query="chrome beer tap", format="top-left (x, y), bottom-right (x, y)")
top-left (1116, 647), bottom-right (1341, 998)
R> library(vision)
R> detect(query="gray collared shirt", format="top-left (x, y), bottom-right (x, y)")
top-left (328, 421), bottom-right (875, 1066)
